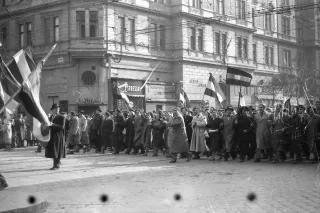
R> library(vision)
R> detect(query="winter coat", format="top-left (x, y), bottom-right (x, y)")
top-left (190, 113), bottom-right (207, 152)
top-left (167, 115), bottom-right (189, 153)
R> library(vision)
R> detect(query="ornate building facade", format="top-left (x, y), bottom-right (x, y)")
top-left (0, 0), bottom-right (305, 113)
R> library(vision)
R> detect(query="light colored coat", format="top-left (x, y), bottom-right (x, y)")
top-left (167, 115), bottom-right (189, 153)
top-left (190, 113), bottom-right (207, 152)
top-left (255, 111), bottom-right (271, 150)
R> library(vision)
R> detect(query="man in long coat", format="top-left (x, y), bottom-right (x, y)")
top-left (151, 111), bottom-right (166, 156)
top-left (190, 107), bottom-right (207, 159)
top-left (222, 106), bottom-right (235, 161)
top-left (254, 104), bottom-right (272, 162)
top-left (66, 112), bottom-right (80, 154)
top-left (166, 109), bottom-right (191, 163)
top-left (45, 104), bottom-right (66, 170)
top-left (125, 111), bottom-right (135, 154)
top-left (113, 110), bottom-right (126, 154)
top-left (207, 109), bottom-right (223, 161)
top-left (133, 110), bottom-right (145, 154)
top-left (89, 108), bottom-right (104, 152)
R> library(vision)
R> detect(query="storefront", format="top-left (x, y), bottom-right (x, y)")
top-left (145, 82), bottom-right (177, 112)
top-left (111, 78), bottom-right (145, 111)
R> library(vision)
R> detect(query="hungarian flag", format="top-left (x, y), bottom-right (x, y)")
top-left (5, 49), bottom-right (50, 126)
top-left (226, 67), bottom-right (252, 87)
top-left (177, 86), bottom-right (190, 107)
top-left (204, 73), bottom-right (226, 103)
top-left (120, 92), bottom-right (134, 109)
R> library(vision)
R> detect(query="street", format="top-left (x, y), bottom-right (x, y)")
top-left (0, 148), bottom-right (320, 213)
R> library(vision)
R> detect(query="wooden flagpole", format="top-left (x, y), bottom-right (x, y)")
top-left (140, 62), bottom-right (161, 90)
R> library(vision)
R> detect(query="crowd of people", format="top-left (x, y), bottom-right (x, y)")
top-left (0, 112), bottom-right (35, 151)
top-left (40, 100), bottom-right (320, 170)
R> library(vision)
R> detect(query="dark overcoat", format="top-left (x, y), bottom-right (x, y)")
top-left (45, 114), bottom-right (66, 159)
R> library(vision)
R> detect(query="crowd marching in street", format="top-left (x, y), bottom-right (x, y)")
top-left (12, 99), bottom-right (317, 170)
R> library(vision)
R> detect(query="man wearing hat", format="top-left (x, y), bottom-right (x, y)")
top-left (89, 107), bottom-right (104, 153)
top-left (45, 103), bottom-right (66, 170)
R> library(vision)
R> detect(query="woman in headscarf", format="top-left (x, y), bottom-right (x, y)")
top-left (190, 107), bottom-right (207, 159)
top-left (166, 109), bottom-right (191, 163)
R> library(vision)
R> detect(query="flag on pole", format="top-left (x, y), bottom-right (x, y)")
top-left (284, 98), bottom-right (291, 114)
top-left (0, 56), bottom-right (21, 97)
top-left (5, 49), bottom-right (50, 126)
top-left (177, 85), bottom-right (190, 107)
top-left (204, 73), bottom-right (226, 103)
top-left (226, 67), bottom-right (252, 87)
top-left (120, 92), bottom-right (134, 109)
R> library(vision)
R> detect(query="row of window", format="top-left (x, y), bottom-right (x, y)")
top-left (188, 27), bottom-right (291, 67)
top-left (191, 0), bottom-right (246, 20)
top-left (11, 17), bottom-right (60, 48)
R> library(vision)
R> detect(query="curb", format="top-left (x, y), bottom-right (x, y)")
top-left (0, 201), bottom-right (49, 213)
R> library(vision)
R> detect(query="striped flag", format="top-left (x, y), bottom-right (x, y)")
top-left (226, 67), bottom-right (252, 87)
top-left (120, 92), bottom-right (134, 109)
top-left (6, 49), bottom-right (50, 126)
top-left (284, 98), bottom-right (291, 114)
top-left (204, 73), bottom-right (226, 103)
top-left (177, 86), bottom-right (190, 107)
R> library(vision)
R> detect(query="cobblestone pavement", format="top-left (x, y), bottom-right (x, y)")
top-left (1, 147), bottom-right (320, 213)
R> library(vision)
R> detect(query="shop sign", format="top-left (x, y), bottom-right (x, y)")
top-left (146, 84), bottom-right (177, 100)
top-left (112, 78), bottom-right (144, 96)
top-left (78, 97), bottom-right (102, 104)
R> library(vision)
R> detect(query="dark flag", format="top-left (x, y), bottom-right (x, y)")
top-left (226, 67), bottom-right (252, 87)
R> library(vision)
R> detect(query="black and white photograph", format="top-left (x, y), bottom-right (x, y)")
top-left (0, 0), bottom-right (320, 212)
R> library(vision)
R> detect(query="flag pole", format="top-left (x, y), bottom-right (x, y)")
top-left (237, 86), bottom-right (242, 111)
top-left (140, 62), bottom-right (161, 90)
top-left (303, 86), bottom-right (315, 114)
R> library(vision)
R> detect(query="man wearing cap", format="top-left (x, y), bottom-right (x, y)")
top-left (89, 107), bottom-right (104, 153)
top-left (222, 106), bottom-right (235, 161)
top-left (45, 103), bottom-right (66, 170)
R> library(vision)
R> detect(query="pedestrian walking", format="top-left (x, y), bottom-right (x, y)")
top-left (234, 107), bottom-right (252, 162)
top-left (190, 107), bottom-right (207, 159)
top-left (89, 108), bottom-right (104, 152)
top-left (151, 111), bottom-right (166, 156)
top-left (66, 112), bottom-right (80, 154)
top-left (79, 111), bottom-right (89, 152)
top-left (166, 109), bottom-right (191, 163)
top-left (1, 113), bottom-right (13, 151)
top-left (45, 104), bottom-right (66, 170)
top-left (222, 106), bottom-right (235, 161)
top-left (206, 109), bottom-right (223, 161)
top-left (125, 110), bottom-right (135, 154)
top-left (101, 111), bottom-right (113, 154)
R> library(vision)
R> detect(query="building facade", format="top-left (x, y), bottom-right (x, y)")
top-left (0, 0), bottom-right (307, 113)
